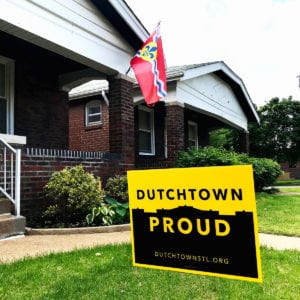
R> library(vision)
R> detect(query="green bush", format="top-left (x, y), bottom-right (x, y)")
top-left (105, 175), bottom-right (128, 203)
top-left (43, 165), bottom-right (105, 227)
top-left (176, 146), bottom-right (282, 192)
top-left (243, 156), bottom-right (282, 191)
top-left (176, 147), bottom-right (240, 167)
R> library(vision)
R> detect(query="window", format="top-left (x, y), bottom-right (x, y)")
top-left (138, 106), bottom-right (155, 155)
top-left (188, 121), bottom-right (198, 148)
top-left (85, 100), bottom-right (102, 126)
top-left (0, 56), bottom-right (14, 134)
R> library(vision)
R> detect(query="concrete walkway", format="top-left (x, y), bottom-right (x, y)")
top-left (0, 225), bottom-right (299, 264)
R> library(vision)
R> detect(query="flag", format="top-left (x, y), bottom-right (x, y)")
top-left (130, 23), bottom-right (167, 106)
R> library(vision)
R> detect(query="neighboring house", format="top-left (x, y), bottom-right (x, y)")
top-left (280, 162), bottom-right (300, 179)
top-left (69, 61), bottom-right (260, 170)
top-left (69, 79), bottom-right (110, 152)
top-left (0, 0), bottom-right (148, 237)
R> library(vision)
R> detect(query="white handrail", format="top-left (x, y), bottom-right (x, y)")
top-left (0, 138), bottom-right (21, 216)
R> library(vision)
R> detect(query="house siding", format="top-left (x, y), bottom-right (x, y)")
top-left (0, 0), bottom-right (136, 74)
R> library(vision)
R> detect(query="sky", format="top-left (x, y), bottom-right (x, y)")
top-left (126, 0), bottom-right (300, 107)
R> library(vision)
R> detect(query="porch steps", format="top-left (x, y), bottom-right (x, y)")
top-left (0, 198), bottom-right (26, 240)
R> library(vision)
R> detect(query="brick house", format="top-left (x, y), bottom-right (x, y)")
top-left (0, 1), bottom-right (259, 236)
top-left (69, 62), bottom-right (259, 169)
top-left (0, 0), bottom-right (149, 236)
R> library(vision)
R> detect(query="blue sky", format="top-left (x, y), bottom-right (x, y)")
top-left (126, 0), bottom-right (300, 107)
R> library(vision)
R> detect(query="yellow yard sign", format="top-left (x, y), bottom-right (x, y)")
top-left (128, 165), bottom-right (262, 282)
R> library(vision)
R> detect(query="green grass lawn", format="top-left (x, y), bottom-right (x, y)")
top-left (256, 193), bottom-right (300, 236)
top-left (275, 179), bottom-right (300, 186)
top-left (0, 191), bottom-right (299, 299)
top-left (278, 187), bottom-right (300, 193)
top-left (0, 244), bottom-right (299, 300)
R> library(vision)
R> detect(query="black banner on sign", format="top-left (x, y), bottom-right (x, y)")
top-left (132, 206), bottom-right (258, 278)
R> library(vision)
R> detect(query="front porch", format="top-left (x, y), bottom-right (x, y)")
top-left (0, 0), bottom-right (148, 237)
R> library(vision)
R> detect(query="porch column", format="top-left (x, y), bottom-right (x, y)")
top-left (108, 74), bottom-right (135, 169)
top-left (239, 131), bottom-right (249, 154)
top-left (165, 102), bottom-right (185, 165)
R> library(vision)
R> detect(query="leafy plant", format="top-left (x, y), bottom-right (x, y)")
top-left (105, 197), bottom-right (129, 224)
top-left (105, 175), bottom-right (128, 203)
top-left (43, 165), bottom-right (105, 227)
top-left (86, 205), bottom-right (115, 226)
top-left (86, 198), bottom-right (129, 226)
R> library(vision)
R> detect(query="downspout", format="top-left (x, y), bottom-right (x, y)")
top-left (102, 90), bottom-right (109, 107)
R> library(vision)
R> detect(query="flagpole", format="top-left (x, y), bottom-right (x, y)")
top-left (125, 66), bottom-right (131, 75)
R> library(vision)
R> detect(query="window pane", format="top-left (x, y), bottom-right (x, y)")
top-left (189, 124), bottom-right (197, 139)
top-left (88, 114), bottom-right (101, 123)
top-left (0, 64), bottom-right (5, 97)
top-left (86, 101), bottom-right (101, 125)
top-left (139, 131), bottom-right (151, 153)
top-left (139, 109), bottom-right (150, 130)
top-left (188, 122), bottom-right (198, 149)
top-left (88, 106), bottom-right (100, 115)
top-left (0, 98), bottom-right (6, 133)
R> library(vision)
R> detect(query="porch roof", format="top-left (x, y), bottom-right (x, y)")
top-left (0, 0), bottom-right (148, 76)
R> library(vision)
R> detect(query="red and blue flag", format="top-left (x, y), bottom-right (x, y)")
top-left (130, 23), bottom-right (167, 106)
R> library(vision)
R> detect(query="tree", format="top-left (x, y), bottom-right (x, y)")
top-left (209, 128), bottom-right (240, 152)
top-left (249, 97), bottom-right (300, 165)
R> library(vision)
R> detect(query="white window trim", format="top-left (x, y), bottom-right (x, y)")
top-left (0, 55), bottom-right (15, 134)
top-left (138, 105), bottom-right (155, 155)
top-left (188, 120), bottom-right (198, 149)
top-left (85, 100), bottom-right (102, 126)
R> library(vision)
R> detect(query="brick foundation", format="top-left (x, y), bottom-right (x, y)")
top-left (19, 149), bottom-right (125, 222)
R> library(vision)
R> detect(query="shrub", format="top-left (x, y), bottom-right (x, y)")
top-left (105, 175), bottom-right (128, 203)
top-left (176, 147), bottom-right (240, 167)
top-left (176, 146), bottom-right (282, 192)
top-left (241, 156), bottom-right (282, 191)
top-left (43, 165), bottom-right (105, 227)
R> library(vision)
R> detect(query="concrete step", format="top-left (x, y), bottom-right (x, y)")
top-left (0, 198), bottom-right (12, 214)
top-left (0, 214), bottom-right (26, 240)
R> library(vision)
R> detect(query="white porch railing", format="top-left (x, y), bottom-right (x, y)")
top-left (0, 138), bottom-right (21, 216)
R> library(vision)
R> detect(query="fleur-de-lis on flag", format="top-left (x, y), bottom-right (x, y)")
top-left (130, 23), bottom-right (167, 106)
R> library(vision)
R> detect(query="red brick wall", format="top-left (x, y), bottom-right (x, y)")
top-left (108, 75), bottom-right (135, 168)
top-left (69, 98), bottom-right (109, 152)
top-left (0, 30), bottom-right (86, 149)
top-left (165, 104), bottom-right (185, 161)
